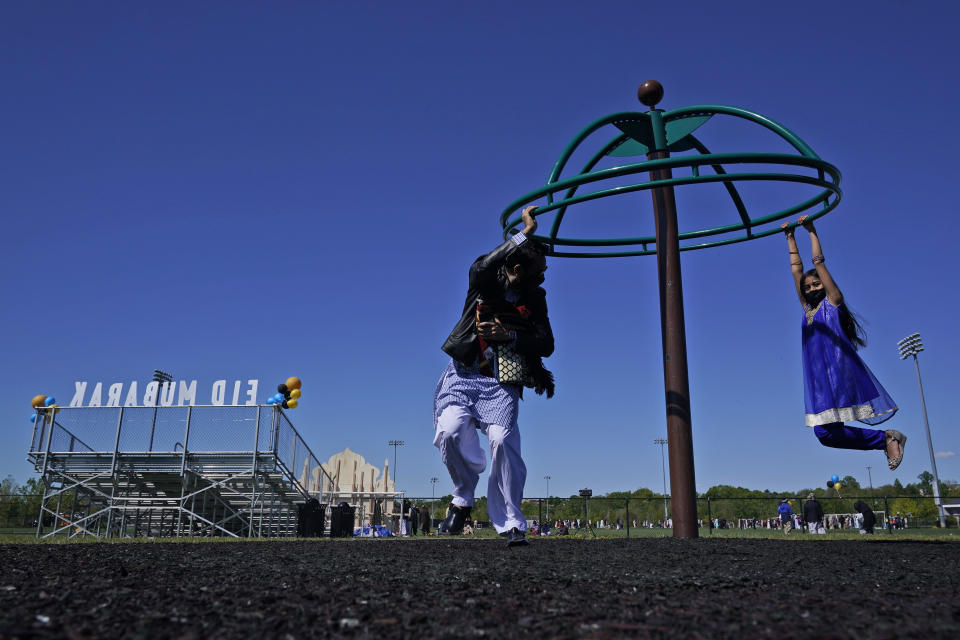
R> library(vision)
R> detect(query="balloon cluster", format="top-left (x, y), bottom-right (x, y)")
top-left (29, 394), bottom-right (58, 422)
top-left (826, 474), bottom-right (843, 491)
top-left (266, 377), bottom-right (302, 409)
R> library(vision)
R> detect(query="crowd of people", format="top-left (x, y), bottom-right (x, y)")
top-left (729, 494), bottom-right (904, 535)
top-left (394, 500), bottom-right (910, 537)
top-left (397, 500), bottom-right (433, 536)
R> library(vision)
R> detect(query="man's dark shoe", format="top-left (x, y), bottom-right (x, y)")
top-left (505, 527), bottom-right (529, 547)
top-left (440, 503), bottom-right (470, 535)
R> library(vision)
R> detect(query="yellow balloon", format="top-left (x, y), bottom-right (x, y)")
top-left (834, 482), bottom-right (842, 490)
top-left (31, 395), bottom-right (47, 408)
top-left (290, 389), bottom-right (301, 399)
top-left (285, 377), bottom-right (302, 391)
top-left (286, 398), bottom-right (298, 409)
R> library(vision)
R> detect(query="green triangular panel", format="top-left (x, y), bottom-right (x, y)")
top-left (609, 114), bottom-right (710, 156)
top-left (665, 115), bottom-right (711, 151)
top-left (610, 117), bottom-right (654, 156)
top-left (608, 138), bottom-right (649, 157)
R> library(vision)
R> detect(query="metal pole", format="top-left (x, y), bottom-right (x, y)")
top-left (642, 83), bottom-right (697, 539)
top-left (544, 475), bottom-right (551, 522)
top-left (250, 406), bottom-right (261, 538)
top-left (148, 371), bottom-right (172, 452)
top-left (388, 440), bottom-right (404, 490)
top-left (912, 355), bottom-right (945, 527)
top-left (866, 466), bottom-right (873, 491)
top-left (110, 408), bottom-right (124, 476)
top-left (149, 399), bottom-right (158, 452)
top-left (654, 438), bottom-right (669, 524)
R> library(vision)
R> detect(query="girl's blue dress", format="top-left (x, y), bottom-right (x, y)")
top-left (801, 300), bottom-right (897, 427)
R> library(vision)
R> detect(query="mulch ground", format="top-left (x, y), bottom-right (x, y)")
top-left (0, 537), bottom-right (957, 639)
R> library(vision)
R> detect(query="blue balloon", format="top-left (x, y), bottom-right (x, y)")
top-left (830, 474), bottom-right (839, 483)
top-left (44, 396), bottom-right (56, 406)
top-left (30, 414), bottom-right (37, 423)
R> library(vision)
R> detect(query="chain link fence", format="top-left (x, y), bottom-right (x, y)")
top-left (401, 494), bottom-right (958, 536)
top-left (4, 492), bottom-right (956, 536)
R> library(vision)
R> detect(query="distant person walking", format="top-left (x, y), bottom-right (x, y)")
top-left (420, 506), bottom-right (432, 535)
top-left (854, 501), bottom-right (876, 534)
top-left (781, 216), bottom-right (906, 470)
top-left (409, 504), bottom-right (419, 537)
top-left (803, 493), bottom-right (825, 534)
top-left (778, 499), bottom-right (794, 534)
top-left (433, 206), bottom-right (555, 547)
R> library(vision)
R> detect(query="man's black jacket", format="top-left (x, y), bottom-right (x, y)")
top-left (803, 499), bottom-right (824, 524)
top-left (441, 237), bottom-right (554, 395)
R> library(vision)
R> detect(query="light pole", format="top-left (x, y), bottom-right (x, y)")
top-left (149, 369), bottom-right (173, 452)
top-left (865, 465), bottom-right (874, 491)
top-left (897, 333), bottom-right (945, 527)
top-left (654, 438), bottom-right (669, 524)
top-left (544, 475), bottom-right (551, 522)
top-left (430, 476), bottom-right (438, 516)
top-left (388, 440), bottom-right (404, 491)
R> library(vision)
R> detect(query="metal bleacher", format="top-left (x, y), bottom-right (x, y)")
top-left (26, 404), bottom-right (332, 539)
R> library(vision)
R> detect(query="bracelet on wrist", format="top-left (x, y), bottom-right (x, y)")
top-left (812, 255), bottom-right (825, 265)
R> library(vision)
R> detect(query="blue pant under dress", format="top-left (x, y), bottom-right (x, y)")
top-left (814, 422), bottom-right (886, 450)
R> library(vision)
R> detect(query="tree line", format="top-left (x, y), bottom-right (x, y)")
top-left (0, 476), bottom-right (45, 529)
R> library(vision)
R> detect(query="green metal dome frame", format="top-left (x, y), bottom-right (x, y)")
top-left (500, 105), bottom-right (841, 257)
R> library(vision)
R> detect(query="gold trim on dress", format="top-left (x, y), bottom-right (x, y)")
top-left (805, 300), bottom-right (824, 325)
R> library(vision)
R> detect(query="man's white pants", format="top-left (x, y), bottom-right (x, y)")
top-left (433, 405), bottom-right (526, 534)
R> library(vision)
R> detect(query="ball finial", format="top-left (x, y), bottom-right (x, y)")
top-left (637, 80), bottom-right (664, 109)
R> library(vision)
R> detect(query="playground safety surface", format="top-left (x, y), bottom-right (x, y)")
top-left (0, 537), bottom-right (957, 639)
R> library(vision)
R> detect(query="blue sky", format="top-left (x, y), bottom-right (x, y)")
top-left (2, 1), bottom-right (957, 500)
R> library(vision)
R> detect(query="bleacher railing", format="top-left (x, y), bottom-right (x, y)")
top-left (27, 405), bottom-right (331, 497)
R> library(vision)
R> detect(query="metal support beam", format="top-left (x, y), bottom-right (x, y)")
top-left (647, 106), bottom-right (698, 539)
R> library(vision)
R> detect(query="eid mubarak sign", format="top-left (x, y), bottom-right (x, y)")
top-left (69, 379), bottom-right (260, 408)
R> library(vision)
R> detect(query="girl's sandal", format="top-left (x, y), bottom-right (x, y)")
top-left (886, 430), bottom-right (907, 470)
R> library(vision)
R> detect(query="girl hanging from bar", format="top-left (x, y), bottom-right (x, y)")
top-left (782, 215), bottom-right (906, 470)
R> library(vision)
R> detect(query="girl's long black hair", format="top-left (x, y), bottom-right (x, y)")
top-left (803, 269), bottom-right (867, 350)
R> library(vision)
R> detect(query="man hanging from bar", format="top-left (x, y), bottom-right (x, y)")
top-left (433, 206), bottom-right (555, 547)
